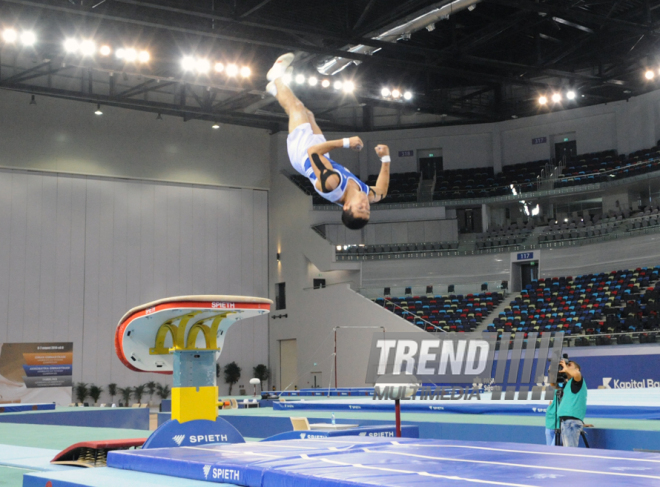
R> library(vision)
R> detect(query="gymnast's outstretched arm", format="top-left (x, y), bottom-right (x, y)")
top-left (370, 144), bottom-right (390, 203)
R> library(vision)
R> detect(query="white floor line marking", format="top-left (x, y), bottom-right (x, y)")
top-left (401, 443), bottom-right (660, 463)
top-left (376, 450), bottom-right (660, 480)
top-left (181, 447), bottom-right (282, 458)
top-left (317, 458), bottom-right (538, 487)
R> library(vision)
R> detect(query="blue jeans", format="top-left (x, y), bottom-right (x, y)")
top-left (545, 428), bottom-right (556, 446)
top-left (561, 419), bottom-right (583, 447)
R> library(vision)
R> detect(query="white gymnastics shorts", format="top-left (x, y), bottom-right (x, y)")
top-left (287, 123), bottom-right (327, 176)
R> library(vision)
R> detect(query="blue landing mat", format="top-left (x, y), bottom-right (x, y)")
top-left (24, 467), bottom-right (235, 487)
top-left (274, 400), bottom-right (660, 419)
top-left (0, 403), bottom-right (55, 413)
top-left (108, 437), bottom-right (660, 486)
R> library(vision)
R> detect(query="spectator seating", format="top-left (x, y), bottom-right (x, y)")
top-left (374, 292), bottom-right (504, 333)
top-left (432, 167), bottom-right (497, 200)
top-left (476, 221), bottom-right (534, 249)
top-left (336, 242), bottom-right (459, 257)
top-left (538, 214), bottom-right (619, 242)
top-left (485, 267), bottom-right (660, 342)
top-left (556, 148), bottom-right (660, 188)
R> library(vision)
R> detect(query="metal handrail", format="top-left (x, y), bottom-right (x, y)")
top-left (383, 298), bottom-right (446, 333)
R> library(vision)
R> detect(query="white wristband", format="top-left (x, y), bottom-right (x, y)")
top-left (381, 155), bottom-right (391, 163)
top-left (343, 138), bottom-right (350, 148)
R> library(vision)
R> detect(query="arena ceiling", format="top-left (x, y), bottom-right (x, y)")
top-left (1, 0), bottom-right (660, 132)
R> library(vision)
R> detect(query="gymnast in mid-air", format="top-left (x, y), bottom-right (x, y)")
top-left (266, 53), bottom-right (391, 230)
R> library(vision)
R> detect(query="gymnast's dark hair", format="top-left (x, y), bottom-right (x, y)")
top-left (342, 208), bottom-right (369, 230)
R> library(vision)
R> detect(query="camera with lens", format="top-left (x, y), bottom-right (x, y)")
top-left (554, 353), bottom-right (570, 385)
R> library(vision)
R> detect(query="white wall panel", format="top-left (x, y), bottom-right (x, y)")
top-left (0, 169), bottom-right (268, 396)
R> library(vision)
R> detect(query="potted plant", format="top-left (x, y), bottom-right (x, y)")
top-left (74, 382), bottom-right (89, 405)
top-left (118, 386), bottom-right (133, 407)
top-left (89, 384), bottom-right (103, 406)
top-left (108, 383), bottom-right (117, 405)
top-left (145, 381), bottom-right (157, 406)
top-left (224, 362), bottom-right (241, 395)
top-left (253, 364), bottom-right (270, 392)
top-left (156, 383), bottom-right (170, 403)
top-left (133, 384), bottom-right (146, 405)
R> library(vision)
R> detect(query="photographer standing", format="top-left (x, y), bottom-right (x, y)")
top-left (556, 360), bottom-right (587, 447)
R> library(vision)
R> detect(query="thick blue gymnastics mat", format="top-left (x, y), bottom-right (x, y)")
top-left (108, 437), bottom-right (660, 486)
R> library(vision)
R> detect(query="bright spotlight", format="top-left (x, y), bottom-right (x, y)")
top-left (295, 74), bottom-right (305, 84)
top-left (226, 64), bottom-right (239, 77)
top-left (181, 56), bottom-right (195, 71)
top-left (343, 80), bottom-right (355, 93)
top-left (94, 104), bottom-right (103, 116)
top-left (566, 90), bottom-right (576, 100)
top-left (539, 95), bottom-right (548, 105)
top-left (381, 87), bottom-right (391, 97)
top-left (2, 28), bottom-right (17, 43)
top-left (321, 79), bottom-right (330, 88)
top-left (403, 91), bottom-right (413, 100)
top-left (99, 45), bottom-right (112, 56)
top-left (308, 76), bottom-right (318, 86)
top-left (196, 59), bottom-right (210, 74)
top-left (124, 48), bottom-right (137, 62)
top-left (138, 50), bottom-right (150, 63)
top-left (645, 70), bottom-right (655, 80)
top-left (212, 122), bottom-right (220, 129)
top-left (214, 62), bottom-right (224, 73)
top-left (551, 93), bottom-right (562, 103)
top-left (20, 31), bottom-right (36, 46)
top-left (80, 40), bottom-right (96, 56)
top-left (391, 89), bottom-right (401, 99)
top-left (240, 66), bottom-right (251, 78)
top-left (333, 80), bottom-right (343, 90)
top-left (116, 48), bottom-right (125, 59)
top-left (64, 38), bottom-right (79, 53)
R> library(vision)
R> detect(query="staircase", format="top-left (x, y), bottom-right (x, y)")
top-left (474, 291), bottom-right (519, 333)
top-left (418, 173), bottom-right (435, 202)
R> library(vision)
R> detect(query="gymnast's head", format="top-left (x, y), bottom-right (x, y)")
top-left (342, 191), bottom-right (370, 230)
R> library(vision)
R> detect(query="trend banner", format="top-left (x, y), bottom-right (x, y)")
top-left (0, 342), bottom-right (73, 405)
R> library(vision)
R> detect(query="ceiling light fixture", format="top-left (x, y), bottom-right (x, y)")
top-left (64, 38), bottom-right (79, 53)
top-left (551, 93), bottom-right (562, 103)
top-left (99, 44), bottom-right (111, 56)
top-left (2, 28), bottom-right (17, 43)
top-left (94, 104), bottom-right (103, 115)
top-left (321, 79), bottom-right (330, 88)
top-left (566, 90), bottom-right (576, 100)
top-left (123, 48), bottom-right (137, 62)
top-left (403, 91), bottom-right (413, 100)
top-left (295, 74), bottom-right (305, 84)
top-left (333, 80), bottom-right (343, 90)
top-left (181, 56), bottom-right (195, 71)
top-left (538, 95), bottom-right (548, 105)
top-left (20, 31), bottom-right (36, 46)
top-left (138, 50), bottom-right (150, 63)
top-left (381, 87), bottom-right (391, 97)
top-left (212, 122), bottom-right (220, 129)
top-left (343, 81), bottom-right (355, 93)
top-left (391, 89), bottom-right (401, 99)
top-left (308, 76), bottom-right (318, 86)
top-left (80, 40), bottom-right (96, 56)
top-left (645, 70), bottom-right (655, 80)
top-left (240, 66), bottom-right (251, 78)
top-left (226, 64), bottom-right (238, 77)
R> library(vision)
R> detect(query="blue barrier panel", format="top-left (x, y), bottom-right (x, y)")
top-left (143, 417), bottom-right (245, 449)
top-left (0, 408), bottom-right (149, 430)
top-left (0, 403), bottom-right (55, 413)
top-left (262, 425), bottom-right (418, 442)
top-left (273, 400), bottom-right (660, 419)
top-left (159, 399), bottom-right (171, 413)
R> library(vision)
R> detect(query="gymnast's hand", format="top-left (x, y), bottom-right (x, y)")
top-left (375, 144), bottom-right (390, 158)
top-left (349, 136), bottom-right (363, 151)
